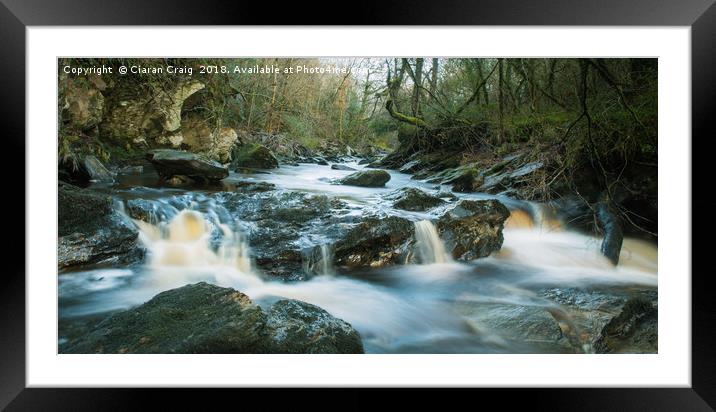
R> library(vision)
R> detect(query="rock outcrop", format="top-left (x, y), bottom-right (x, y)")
top-left (62, 282), bottom-right (364, 354)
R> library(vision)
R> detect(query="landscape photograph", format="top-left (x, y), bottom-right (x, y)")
top-left (57, 57), bottom-right (658, 354)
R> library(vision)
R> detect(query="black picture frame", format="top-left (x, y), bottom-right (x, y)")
top-left (2, 0), bottom-right (713, 409)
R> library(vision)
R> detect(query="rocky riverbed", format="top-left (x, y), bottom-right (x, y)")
top-left (58, 153), bottom-right (657, 354)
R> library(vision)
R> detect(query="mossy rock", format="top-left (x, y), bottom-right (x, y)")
top-left (62, 282), bottom-right (364, 354)
top-left (386, 188), bottom-right (445, 211)
top-left (232, 143), bottom-right (279, 169)
top-left (146, 149), bottom-right (229, 181)
top-left (339, 170), bottom-right (391, 187)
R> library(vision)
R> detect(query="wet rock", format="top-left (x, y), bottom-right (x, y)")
top-left (423, 163), bottom-right (483, 193)
top-left (436, 199), bottom-right (510, 260)
top-left (593, 296), bottom-right (657, 354)
top-left (62, 282), bottom-right (364, 353)
top-left (447, 168), bottom-right (483, 193)
top-left (232, 143), bottom-right (279, 170)
top-left (126, 198), bottom-right (178, 224)
top-left (147, 149), bottom-right (229, 181)
top-left (231, 180), bottom-right (276, 193)
top-left (398, 159), bottom-right (423, 173)
top-left (265, 299), bottom-right (364, 353)
top-left (58, 184), bottom-right (144, 269)
top-left (314, 157), bottom-right (329, 166)
top-left (478, 161), bottom-right (544, 194)
top-left (339, 170), bottom-right (391, 188)
top-left (333, 216), bottom-right (413, 268)
top-left (459, 303), bottom-right (575, 353)
top-left (385, 188), bottom-right (445, 211)
top-left (331, 164), bottom-right (357, 171)
top-left (509, 161), bottom-right (544, 179)
top-left (216, 191), bottom-right (347, 279)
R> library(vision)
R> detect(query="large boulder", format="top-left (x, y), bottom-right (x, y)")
top-left (339, 170), bottom-right (391, 187)
top-left (385, 187), bottom-right (445, 211)
top-left (146, 149), bottom-right (229, 181)
top-left (180, 113), bottom-right (238, 162)
top-left (215, 191), bottom-right (346, 279)
top-left (58, 183), bottom-right (144, 269)
top-left (333, 216), bottom-right (413, 268)
top-left (436, 199), bottom-right (510, 260)
top-left (62, 282), bottom-right (364, 354)
top-left (232, 143), bottom-right (279, 170)
top-left (593, 296), bottom-right (657, 354)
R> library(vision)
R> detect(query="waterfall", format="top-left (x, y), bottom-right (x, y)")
top-left (306, 243), bottom-right (334, 276)
top-left (414, 220), bottom-right (450, 264)
top-left (134, 209), bottom-right (253, 273)
top-left (318, 244), bottom-right (333, 276)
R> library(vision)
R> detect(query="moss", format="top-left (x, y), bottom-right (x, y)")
top-left (232, 143), bottom-right (279, 169)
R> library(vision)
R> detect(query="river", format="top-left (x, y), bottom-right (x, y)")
top-left (58, 160), bottom-right (658, 354)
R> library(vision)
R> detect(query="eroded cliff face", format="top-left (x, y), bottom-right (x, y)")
top-left (59, 66), bottom-right (238, 164)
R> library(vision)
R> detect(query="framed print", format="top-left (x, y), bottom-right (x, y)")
top-left (2, 0), bottom-right (714, 409)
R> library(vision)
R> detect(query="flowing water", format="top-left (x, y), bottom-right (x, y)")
top-left (59, 160), bottom-right (658, 353)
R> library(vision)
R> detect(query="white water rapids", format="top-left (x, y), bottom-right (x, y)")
top-left (59, 162), bottom-right (657, 353)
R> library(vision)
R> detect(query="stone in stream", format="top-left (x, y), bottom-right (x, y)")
top-left (231, 143), bottom-right (279, 170)
top-left (339, 169), bottom-right (391, 187)
top-left (593, 295), bottom-right (657, 354)
top-left (61, 282), bottom-right (364, 354)
top-left (146, 149), bottom-right (229, 181)
top-left (436, 199), bottom-right (511, 261)
top-left (215, 190), bottom-right (350, 280)
top-left (330, 164), bottom-right (357, 171)
top-left (333, 216), bottom-right (414, 268)
top-left (385, 187), bottom-right (445, 212)
top-left (58, 183), bottom-right (144, 270)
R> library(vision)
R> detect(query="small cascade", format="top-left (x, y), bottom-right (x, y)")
top-left (505, 203), bottom-right (563, 232)
top-left (318, 244), bottom-right (333, 276)
top-left (414, 220), bottom-right (450, 264)
top-left (305, 243), bottom-right (334, 276)
top-left (133, 208), bottom-right (253, 273)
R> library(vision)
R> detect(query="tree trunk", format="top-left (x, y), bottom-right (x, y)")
top-left (476, 59), bottom-right (489, 105)
top-left (265, 59), bottom-right (279, 133)
top-left (429, 58), bottom-right (438, 102)
top-left (498, 58), bottom-right (505, 144)
top-left (411, 58), bottom-right (424, 117)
